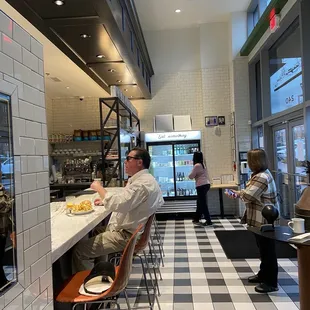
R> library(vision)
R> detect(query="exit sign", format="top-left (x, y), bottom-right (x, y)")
top-left (269, 8), bottom-right (281, 33)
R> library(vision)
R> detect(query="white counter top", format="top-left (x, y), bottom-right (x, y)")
top-left (51, 187), bottom-right (121, 263)
top-left (211, 183), bottom-right (238, 189)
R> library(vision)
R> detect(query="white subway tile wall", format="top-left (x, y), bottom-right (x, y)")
top-left (0, 11), bottom-right (52, 310)
top-left (231, 57), bottom-right (251, 217)
top-left (133, 67), bottom-right (237, 215)
top-left (49, 97), bottom-right (102, 134)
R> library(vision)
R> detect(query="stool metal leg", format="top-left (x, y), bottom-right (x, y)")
top-left (154, 220), bottom-right (165, 257)
top-left (137, 254), bottom-right (153, 308)
top-left (149, 240), bottom-right (163, 282)
top-left (147, 244), bottom-right (161, 296)
top-left (124, 289), bottom-right (132, 310)
top-left (143, 251), bottom-right (161, 310)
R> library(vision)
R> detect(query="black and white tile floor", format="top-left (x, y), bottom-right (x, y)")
top-left (121, 218), bottom-right (299, 310)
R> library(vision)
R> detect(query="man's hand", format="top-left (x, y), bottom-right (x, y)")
top-left (91, 181), bottom-right (103, 192)
top-left (91, 181), bottom-right (107, 200)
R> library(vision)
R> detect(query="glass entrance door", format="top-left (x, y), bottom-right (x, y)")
top-left (272, 119), bottom-right (306, 218)
top-left (289, 120), bottom-right (307, 202)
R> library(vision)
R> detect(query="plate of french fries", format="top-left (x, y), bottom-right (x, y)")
top-left (66, 200), bottom-right (94, 215)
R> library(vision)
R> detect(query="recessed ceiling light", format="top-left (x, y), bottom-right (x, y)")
top-left (96, 54), bottom-right (105, 59)
top-left (80, 34), bottom-right (91, 39)
top-left (124, 89), bottom-right (128, 92)
top-left (54, 0), bottom-right (65, 6)
top-left (175, 9), bottom-right (181, 13)
top-left (130, 96), bottom-right (133, 98)
top-left (108, 69), bottom-right (116, 73)
top-left (66, 86), bottom-right (70, 89)
top-left (116, 80), bottom-right (122, 83)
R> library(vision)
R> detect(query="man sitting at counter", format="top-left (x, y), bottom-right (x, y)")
top-left (73, 147), bottom-right (164, 271)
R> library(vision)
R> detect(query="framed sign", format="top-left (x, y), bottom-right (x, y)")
top-left (205, 116), bottom-right (218, 127)
top-left (218, 116), bottom-right (225, 125)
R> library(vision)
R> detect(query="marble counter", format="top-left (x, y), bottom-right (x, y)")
top-left (51, 187), bottom-right (122, 263)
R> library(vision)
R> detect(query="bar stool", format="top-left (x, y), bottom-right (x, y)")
top-left (55, 224), bottom-right (143, 310)
top-left (110, 214), bottom-right (162, 310)
top-left (152, 218), bottom-right (165, 267)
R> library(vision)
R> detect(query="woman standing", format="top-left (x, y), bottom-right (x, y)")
top-left (226, 149), bottom-right (279, 293)
top-left (189, 151), bottom-right (212, 226)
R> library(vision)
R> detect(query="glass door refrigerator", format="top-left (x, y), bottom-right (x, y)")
top-left (145, 131), bottom-right (201, 200)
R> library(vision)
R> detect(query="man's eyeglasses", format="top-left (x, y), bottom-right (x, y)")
top-left (125, 155), bottom-right (141, 161)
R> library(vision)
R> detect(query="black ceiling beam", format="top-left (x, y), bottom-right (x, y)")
top-left (92, 0), bottom-right (151, 98)
top-left (86, 61), bottom-right (125, 66)
top-left (44, 15), bottom-right (101, 27)
top-left (121, 0), bottom-right (154, 76)
top-left (6, 0), bottom-right (111, 94)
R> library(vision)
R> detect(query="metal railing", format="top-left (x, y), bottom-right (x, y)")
top-left (271, 170), bottom-right (308, 219)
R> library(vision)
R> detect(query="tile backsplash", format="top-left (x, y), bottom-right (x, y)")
top-left (0, 10), bottom-right (53, 310)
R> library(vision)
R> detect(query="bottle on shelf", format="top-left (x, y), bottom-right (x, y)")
top-left (182, 172), bottom-right (185, 181)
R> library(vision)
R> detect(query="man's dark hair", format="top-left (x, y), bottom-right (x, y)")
top-left (131, 147), bottom-right (151, 169)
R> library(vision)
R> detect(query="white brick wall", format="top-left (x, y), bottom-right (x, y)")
top-left (51, 97), bottom-right (102, 134)
top-left (0, 11), bottom-right (53, 310)
top-left (46, 96), bottom-right (53, 135)
top-left (133, 67), bottom-right (237, 214)
top-left (133, 67), bottom-right (234, 180)
top-left (230, 57), bottom-right (251, 216)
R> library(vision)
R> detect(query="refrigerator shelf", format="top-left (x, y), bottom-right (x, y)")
top-left (176, 180), bottom-right (195, 183)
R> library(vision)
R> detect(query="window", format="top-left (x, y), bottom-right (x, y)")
top-left (0, 92), bottom-right (16, 291)
top-left (255, 61), bottom-right (262, 121)
top-left (269, 20), bottom-right (303, 115)
top-left (253, 5), bottom-right (259, 27)
top-left (258, 126), bottom-right (264, 148)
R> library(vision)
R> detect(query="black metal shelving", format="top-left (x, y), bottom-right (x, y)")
top-left (99, 97), bottom-right (140, 187)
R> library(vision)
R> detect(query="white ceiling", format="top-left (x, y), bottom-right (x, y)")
top-left (134, 0), bottom-right (251, 31)
top-left (1, 0), bottom-right (109, 99)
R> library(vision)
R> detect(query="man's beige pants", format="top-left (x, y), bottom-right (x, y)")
top-left (72, 226), bottom-right (132, 272)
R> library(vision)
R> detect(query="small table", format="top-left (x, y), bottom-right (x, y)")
top-left (211, 183), bottom-right (238, 219)
top-left (248, 226), bottom-right (310, 310)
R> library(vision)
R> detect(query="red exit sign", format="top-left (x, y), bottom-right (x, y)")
top-left (269, 8), bottom-right (280, 33)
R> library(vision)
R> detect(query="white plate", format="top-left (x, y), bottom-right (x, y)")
top-left (70, 209), bottom-right (94, 215)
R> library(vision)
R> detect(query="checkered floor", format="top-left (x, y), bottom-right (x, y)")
top-left (120, 218), bottom-right (300, 310)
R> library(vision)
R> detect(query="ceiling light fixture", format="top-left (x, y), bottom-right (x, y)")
top-left (175, 9), bottom-right (181, 13)
top-left (124, 89), bottom-right (128, 92)
top-left (80, 34), bottom-right (91, 39)
top-left (54, 0), bottom-right (65, 6)
top-left (116, 80), bottom-right (122, 83)
top-left (66, 86), bottom-right (70, 89)
top-left (108, 69), bottom-right (116, 73)
top-left (96, 54), bottom-right (105, 59)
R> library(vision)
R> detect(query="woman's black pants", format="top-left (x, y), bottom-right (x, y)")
top-left (254, 233), bottom-right (278, 287)
top-left (194, 184), bottom-right (212, 224)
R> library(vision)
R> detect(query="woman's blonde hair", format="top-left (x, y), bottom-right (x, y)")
top-left (247, 148), bottom-right (268, 174)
